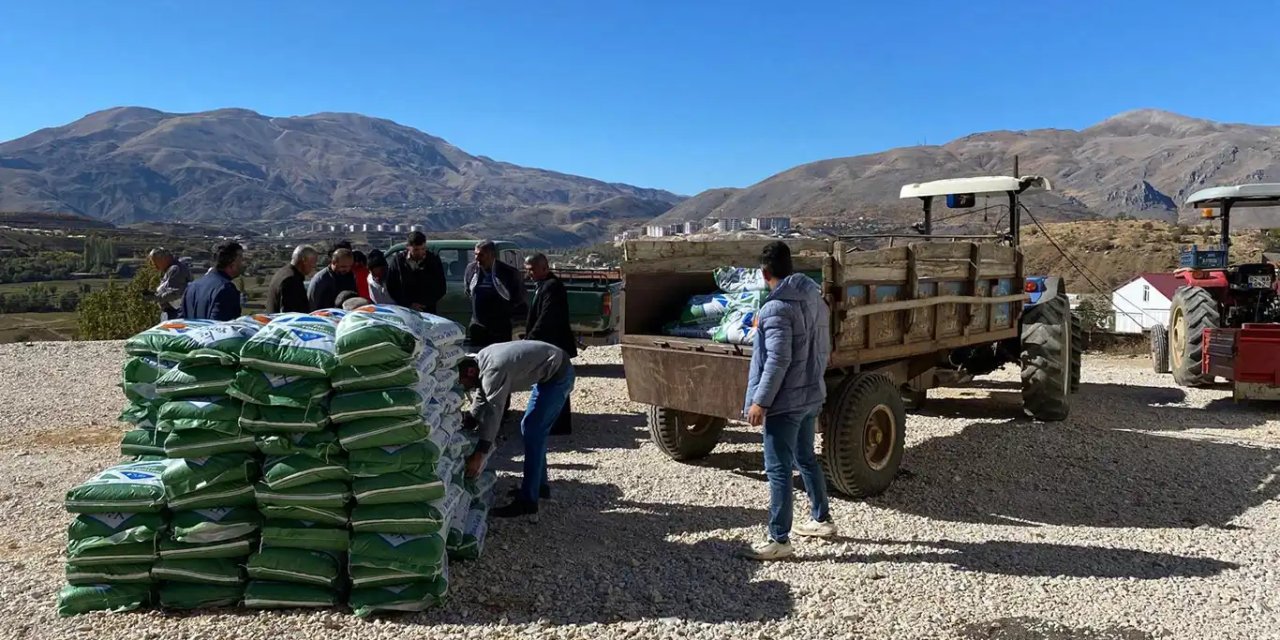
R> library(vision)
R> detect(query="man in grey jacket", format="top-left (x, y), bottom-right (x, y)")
top-left (743, 241), bottom-right (835, 560)
top-left (148, 248), bottom-right (190, 320)
top-left (460, 340), bottom-right (575, 518)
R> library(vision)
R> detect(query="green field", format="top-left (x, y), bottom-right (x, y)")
top-left (0, 278), bottom-right (116, 294)
top-left (0, 312), bottom-right (79, 343)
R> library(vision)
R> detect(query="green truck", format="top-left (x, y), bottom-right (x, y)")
top-left (386, 239), bottom-right (623, 348)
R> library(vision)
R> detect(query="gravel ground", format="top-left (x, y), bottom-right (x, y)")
top-left (1, 341), bottom-right (1278, 639)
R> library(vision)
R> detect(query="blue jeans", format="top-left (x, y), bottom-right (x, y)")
top-left (518, 365), bottom-right (576, 504)
top-left (763, 409), bottom-right (830, 543)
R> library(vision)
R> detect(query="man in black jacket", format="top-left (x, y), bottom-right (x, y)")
top-left (464, 240), bottom-right (525, 348)
top-left (307, 248), bottom-right (355, 310)
top-left (267, 245), bottom-right (317, 313)
top-left (524, 252), bottom-right (577, 435)
top-left (386, 231), bottom-right (446, 314)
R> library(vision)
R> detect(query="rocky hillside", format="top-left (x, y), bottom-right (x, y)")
top-left (658, 110), bottom-right (1280, 229)
top-left (0, 107), bottom-right (682, 225)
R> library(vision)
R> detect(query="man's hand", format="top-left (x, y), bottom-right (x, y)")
top-left (747, 403), bottom-right (767, 427)
top-left (411, 303), bottom-right (426, 312)
top-left (464, 450), bottom-right (486, 478)
top-left (461, 414), bottom-right (479, 431)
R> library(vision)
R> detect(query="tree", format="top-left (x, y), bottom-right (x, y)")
top-left (77, 264), bottom-right (163, 340)
top-left (1075, 294), bottom-right (1112, 332)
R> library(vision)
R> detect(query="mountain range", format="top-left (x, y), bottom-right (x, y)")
top-left (3, 107), bottom-right (1279, 246)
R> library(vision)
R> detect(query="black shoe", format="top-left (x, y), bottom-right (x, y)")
top-left (508, 485), bottom-right (551, 500)
top-left (491, 499), bottom-right (539, 519)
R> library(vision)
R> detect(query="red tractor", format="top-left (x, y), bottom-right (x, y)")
top-left (1155, 184), bottom-right (1280, 399)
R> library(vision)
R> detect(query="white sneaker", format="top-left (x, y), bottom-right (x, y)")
top-left (792, 519), bottom-right (838, 538)
top-left (743, 539), bottom-right (794, 561)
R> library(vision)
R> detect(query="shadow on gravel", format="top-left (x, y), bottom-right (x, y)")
top-left (801, 539), bottom-right (1237, 580)
top-left (497, 410), bottom-right (651, 453)
top-left (953, 616), bottom-right (1157, 640)
top-left (574, 362), bottom-right (625, 379)
top-left (429, 480), bottom-right (793, 626)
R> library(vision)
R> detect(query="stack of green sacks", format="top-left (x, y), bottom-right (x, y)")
top-left (60, 460), bottom-right (169, 616)
top-left (332, 305), bottom-right (466, 616)
top-left (119, 355), bottom-right (176, 459)
top-left (236, 310), bottom-right (350, 609)
top-left (147, 316), bottom-right (270, 609)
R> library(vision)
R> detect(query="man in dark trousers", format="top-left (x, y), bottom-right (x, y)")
top-left (524, 253), bottom-right (577, 435)
top-left (464, 240), bottom-right (524, 348)
top-left (386, 231), bottom-right (446, 313)
top-left (183, 241), bottom-right (244, 321)
top-left (308, 248), bottom-right (355, 310)
top-left (266, 244), bottom-right (317, 313)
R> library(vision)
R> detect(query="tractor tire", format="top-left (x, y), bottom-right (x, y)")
top-left (1150, 324), bottom-right (1171, 374)
top-left (1169, 286), bottom-right (1219, 387)
top-left (819, 373), bottom-right (906, 498)
top-left (1020, 292), bottom-right (1071, 421)
top-left (1070, 312), bottom-right (1083, 393)
top-left (647, 406), bottom-right (725, 461)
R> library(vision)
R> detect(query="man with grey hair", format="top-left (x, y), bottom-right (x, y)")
top-left (148, 248), bottom-right (190, 320)
top-left (267, 244), bottom-right (318, 313)
top-left (464, 239), bottom-right (525, 348)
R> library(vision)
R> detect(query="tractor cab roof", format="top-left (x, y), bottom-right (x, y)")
top-left (1186, 184), bottom-right (1280, 209)
top-left (899, 175), bottom-right (1051, 199)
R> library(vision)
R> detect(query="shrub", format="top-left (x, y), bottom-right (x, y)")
top-left (77, 265), bottom-right (162, 340)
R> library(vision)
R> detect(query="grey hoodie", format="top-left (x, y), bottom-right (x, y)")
top-left (744, 273), bottom-right (832, 416)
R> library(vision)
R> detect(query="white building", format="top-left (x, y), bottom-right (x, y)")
top-left (1112, 273), bottom-right (1180, 334)
top-left (645, 225), bottom-right (669, 238)
top-left (395, 223), bottom-right (407, 233)
top-left (682, 221), bottom-right (703, 235)
top-left (714, 218), bottom-right (744, 232)
top-left (750, 217), bottom-right (792, 232)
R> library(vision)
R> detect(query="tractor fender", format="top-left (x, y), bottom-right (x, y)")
top-left (1026, 276), bottom-right (1065, 307)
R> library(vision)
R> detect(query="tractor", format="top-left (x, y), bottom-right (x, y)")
top-left (1156, 184), bottom-right (1280, 399)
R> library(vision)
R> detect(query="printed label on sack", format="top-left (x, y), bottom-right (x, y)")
top-left (378, 533), bottom-right (428, 547)
top-left (194, 507), bottom-right (232, 521)
top-left (383, 585), bottom-right (410, 595)
top-left (185, 401), bottom-right (213, 409)
top-left (186, 457), bottom-right (210, 466)
top-left (87, 512), bottom-right (133, 529)
top-left (264, 372), bottom-right (302, 389)
top-left (378, 444), bottom-right (409, 454)
top-left (90, 462), bottom-right (166, 487)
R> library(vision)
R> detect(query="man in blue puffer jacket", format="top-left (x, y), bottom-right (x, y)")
top-left (743, 241), bottom-right (836, 560)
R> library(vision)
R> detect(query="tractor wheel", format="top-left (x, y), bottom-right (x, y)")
top-left (1069, 312), bottom-right (1083, 393)
top-left (648, 406), bottom-right (725, 461)
top-left (819, 373), bottom-right (905, 498)
top-left (1150, 324), bottom-right (1171, 374)
top-left (1020, 292), bottom-right (1071, 421)
top-left (1169, 287), bottom-right (1219, 387)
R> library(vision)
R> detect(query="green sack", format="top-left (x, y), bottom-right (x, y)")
top-left (334, 305), bottom-right (431, 367)
top-left (171, 507), bottom-right (261, 544)
top-left (66, 541), bottom-right (156, 566)
top-left (352, 469), bottom-right (445, 505)
top-left (239, 403), bottom-right (329, 433)
top-left (152, 557), bottom-right (245, 585)
top-left (165, 482), bottom-right (256, 511)
top-left (257, 505), bottom-right (349, 526)
top-left (243, 581), bottom-right (338, 608)
top-left (65, 562), bottom-right (154, 585)
top-left (120, 429), bottom-right (165, 458)
top-left (162, 454), bottom-right (258, 498)
top-left (239, 313), bottom-right (341, 378)
top-left (67, 512), bottom-right (166, 549)
top-left (338, 415), bottom-right (431, 451)
top-left (256, 431), bottom-right (342, 460)
top-left (66, 460), bottom-right (169, 514)
top-left (262, 455), bottom-right (349, 490)
top-left (57, 584), bottom-right (150, 617)
top-left (349, 532), bottom-right (446, 574)
top-left (246, 548), bottom-right (340, 587)
top-left (347, 441), bottom-right (440, 477)
top-left (158, 582), bottom-right (243, 609)
top-left (329, 387), bottom-right (428, 423)
top-left (157, 397), bottom-right (243, 433)
top-left (349, 564), bottom-right (441, 589)
top-left (125, 319), bottom-right (218, 359)
top-left (228, 368), bottom-right (330, 409)
top-left (158, 536), bottom-right (256, 560)
top-left (121, 356), bottom-right (174, 402)
top-left (260, 520), bottom-right (350, 552)
top-left (254, 481), bottom-right (350, 509)
top-left (180, 315), bottom-right (271, 366)
top-left (119, 401), bottom-right (160, 429)
top-left (449, 504), bottom-right (490, 561)
top-left (350, 579), bottom-right (449, 616)
top-left (331, 360), bottom-right (422, 392)
top-left (155, 363), bottom-right (237, 398)
top-left (351, 502), bottom-right (446, 535)
top-left (164, 429), bottom-right (257, 459)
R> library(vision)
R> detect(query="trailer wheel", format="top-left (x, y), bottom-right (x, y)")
top-left (1069, 312), bottom-right (1083, 393)
top-left (1150, 324), bottom-right (1171, 374)
top-left (820, 373), bottom-right (905, 498)
top-left (647, 406), bottom-right (725, 461)
top-left (1020, 292), bottom-right (1071, 421)
top-left (1170, 286), bottom-right (1219, 387)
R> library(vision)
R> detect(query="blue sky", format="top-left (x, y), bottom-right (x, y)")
top-left (2, 0), bottom-right (1278, 195)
